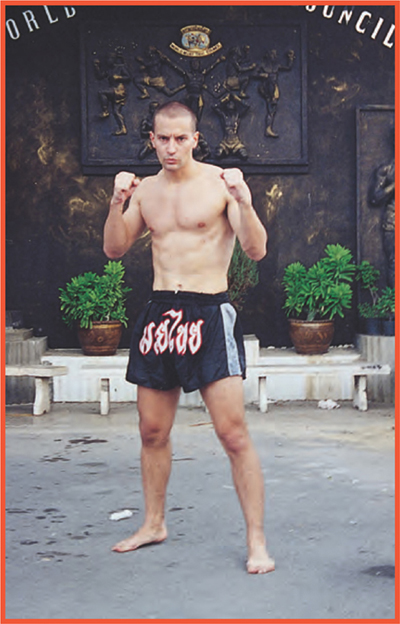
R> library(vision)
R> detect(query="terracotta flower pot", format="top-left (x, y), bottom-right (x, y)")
top-left (288, 318), bottom-right (335, 355)
top-left (77, 320), bottom-right (123, 356)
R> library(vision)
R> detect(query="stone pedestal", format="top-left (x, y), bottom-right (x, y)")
top-left (355, 334), bottom-right (395, 403)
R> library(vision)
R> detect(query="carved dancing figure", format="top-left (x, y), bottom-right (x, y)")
top-left (213, 93), bottom-right (249, 160)
top-left (134, 46), bottom-right (182, 99)
top-left (223, 45), bottom-right (256, 99)
top-left (256, 49), bottom-right (295, 138)
top-left (159, 53), bottom-right (226, 121)
top-left (93, 47), bottom-right (131, 136)
top-left (138, 102), bottom-right (159, 160)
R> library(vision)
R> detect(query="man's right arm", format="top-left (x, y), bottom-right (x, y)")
top-left (103, 172), bottom-right (147, 259)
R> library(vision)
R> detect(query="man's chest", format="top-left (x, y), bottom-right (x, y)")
top-left (141, 185), bottom-right (227, 234)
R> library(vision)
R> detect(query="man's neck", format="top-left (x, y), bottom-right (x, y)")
top-left (162, 159), bottom-right (200, 183)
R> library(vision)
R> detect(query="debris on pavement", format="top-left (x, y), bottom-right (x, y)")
top-left (109, 509), bottom-right (133, 521)
top-left (318, 399), bottom-right (340, 410)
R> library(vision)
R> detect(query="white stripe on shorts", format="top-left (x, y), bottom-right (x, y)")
top-left (220, 302), bottom-right (241, 376)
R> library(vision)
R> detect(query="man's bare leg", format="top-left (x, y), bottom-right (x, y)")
top-left (201, 377), bottom-right (275, 574)
top-left (112, 386), bottom-right (181, 553)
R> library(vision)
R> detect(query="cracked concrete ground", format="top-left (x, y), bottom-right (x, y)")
top-left (5, 400), bottom-right (395, 620)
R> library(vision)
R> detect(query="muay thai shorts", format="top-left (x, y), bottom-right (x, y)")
top-left (126, 290), bottom-right (246, 392)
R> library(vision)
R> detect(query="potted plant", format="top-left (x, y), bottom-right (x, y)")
top-left (376, 286), bottom-right (395, 336)
top-left (59, 261), bottom-right (131, 355)
top-left (355, 260), bottom-right (382, 335)
top-left (282, 244), bottom-right (355, 354)
top-left (228, 239), bottom-right (259, 311)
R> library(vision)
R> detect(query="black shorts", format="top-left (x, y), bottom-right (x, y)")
top-left (126, 291), bottom-right (246, 393)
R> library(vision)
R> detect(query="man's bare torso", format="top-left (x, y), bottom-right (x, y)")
top-left (136, 162), bottom-right (235, 293)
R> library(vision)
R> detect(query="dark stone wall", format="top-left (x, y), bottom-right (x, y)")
top-left (6, 5), bottom-right (395, 348)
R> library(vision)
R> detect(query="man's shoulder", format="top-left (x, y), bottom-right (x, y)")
top-left (141, 171), bottom-right (161, 183)
top-left (137, 173), bottom-right (161, 192)
top-left (199, 162), bottom-right (224, 176)
top-left (197, 162), bottom-right (226, 185)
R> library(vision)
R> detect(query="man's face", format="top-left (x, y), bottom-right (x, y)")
top-left (150, 113), bottom-right (199, 171)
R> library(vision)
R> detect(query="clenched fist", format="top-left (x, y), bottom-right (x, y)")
top-left (112, 171), bottom-right (141, 205)
top-left (221, 168), bottom-right (252, 206)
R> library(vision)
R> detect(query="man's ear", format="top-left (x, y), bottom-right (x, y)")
top-left (150, 131), bottom-right (155, 148)
top-left (192, 131), bottom-right (200, 149)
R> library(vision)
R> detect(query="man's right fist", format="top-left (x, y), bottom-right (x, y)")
top-left (112, 172), bottom-right (141, 204)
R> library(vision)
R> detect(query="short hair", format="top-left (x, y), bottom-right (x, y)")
top-left (152, 101), bottom-right (197, 133)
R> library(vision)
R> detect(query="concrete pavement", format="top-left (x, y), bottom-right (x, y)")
top-left (5, 400), bottom-right (396, 620)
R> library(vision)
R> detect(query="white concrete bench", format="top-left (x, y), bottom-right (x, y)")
top-left (256, 362), bottom-right (391, 412)
top-left (39, 345), bottom-right (392, 414)
top-left (5, 364), bottom-right (68, 415)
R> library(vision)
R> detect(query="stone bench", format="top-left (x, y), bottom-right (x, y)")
top-left (256, 362), bottom-right (391, 412)
top-left (39, 345), bottom-right (392, 415)
top-left (5, 364), bottom-right (68, 415)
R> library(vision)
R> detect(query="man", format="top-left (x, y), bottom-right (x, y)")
top-left (103, 101), bottom-right (274, 574)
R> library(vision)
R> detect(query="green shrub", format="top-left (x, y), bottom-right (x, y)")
top-left (282, 244), bottom-right (355, 321)
top-left (376, 286), bottom-right (395, 320)
top-left (228, 239), bottom-right (259, 311)
top-left (59, 261), bottom-right (131, 329)
top-left (356, 260), bottom-right (394, 320)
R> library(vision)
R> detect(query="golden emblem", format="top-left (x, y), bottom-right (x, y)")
top-left (170, 25), bottom-right (222, 57)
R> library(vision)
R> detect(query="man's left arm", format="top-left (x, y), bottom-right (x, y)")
top-left (222, 168), bottom-right (268, 261)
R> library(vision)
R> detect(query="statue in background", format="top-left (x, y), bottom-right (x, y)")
top-left (368, 143), bottom-right (395, 288)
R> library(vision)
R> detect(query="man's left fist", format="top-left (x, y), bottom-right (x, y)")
top-left (221, 168), bottom-right (252, 206)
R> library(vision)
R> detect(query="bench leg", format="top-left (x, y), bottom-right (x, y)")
top-left (259, 376), bottom-right (268, 413)
top-left (33, 377), bottom-right (51, 416)
top-left (353, 375), bottom-right (368, 411)
top-left (100, 378), bottom-right (110, 415)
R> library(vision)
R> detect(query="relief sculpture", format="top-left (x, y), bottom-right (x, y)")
top-left (93, 47), bottom-right (131, 136)
top-left (153, 48), bottom-right (226, 160)
top-left (134, 46), bottom-right (183, 100)
top-left (213, 93), bottom-right (249, 160)
top-left (256, 49), bottom-right (295, 137)
top-left (138, 102), bottom-right (159, 160)
top-left (222, 45), bottom-right (256, 101)
top-left (82, 21), bottom-right (307, 173)
top-left (157, 52), bottom-right (226, 121)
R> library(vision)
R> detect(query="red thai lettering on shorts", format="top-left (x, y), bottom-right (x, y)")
top-left (138, 309), bottom-right (204, 356)
top-left (139, 321), bottom-right (156, 355)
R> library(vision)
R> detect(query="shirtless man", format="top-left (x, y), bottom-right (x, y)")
top-left (103, 101), bottom-right (274, 574)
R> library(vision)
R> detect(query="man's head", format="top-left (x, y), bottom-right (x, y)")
top-left (152, 101), bottom-right (197, 134)
top-left (150, 101), bottom-right (199, 171)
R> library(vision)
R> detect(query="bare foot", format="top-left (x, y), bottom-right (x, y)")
top-left (247, 539), bottom-right (275, 574)
top-left (112, 524), bottom-right (167, 553)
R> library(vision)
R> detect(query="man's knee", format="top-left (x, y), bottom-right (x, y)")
top-left (216, 422), bottom-right (250, 455)
top-left (139, 419), bottom-right (170, 448)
